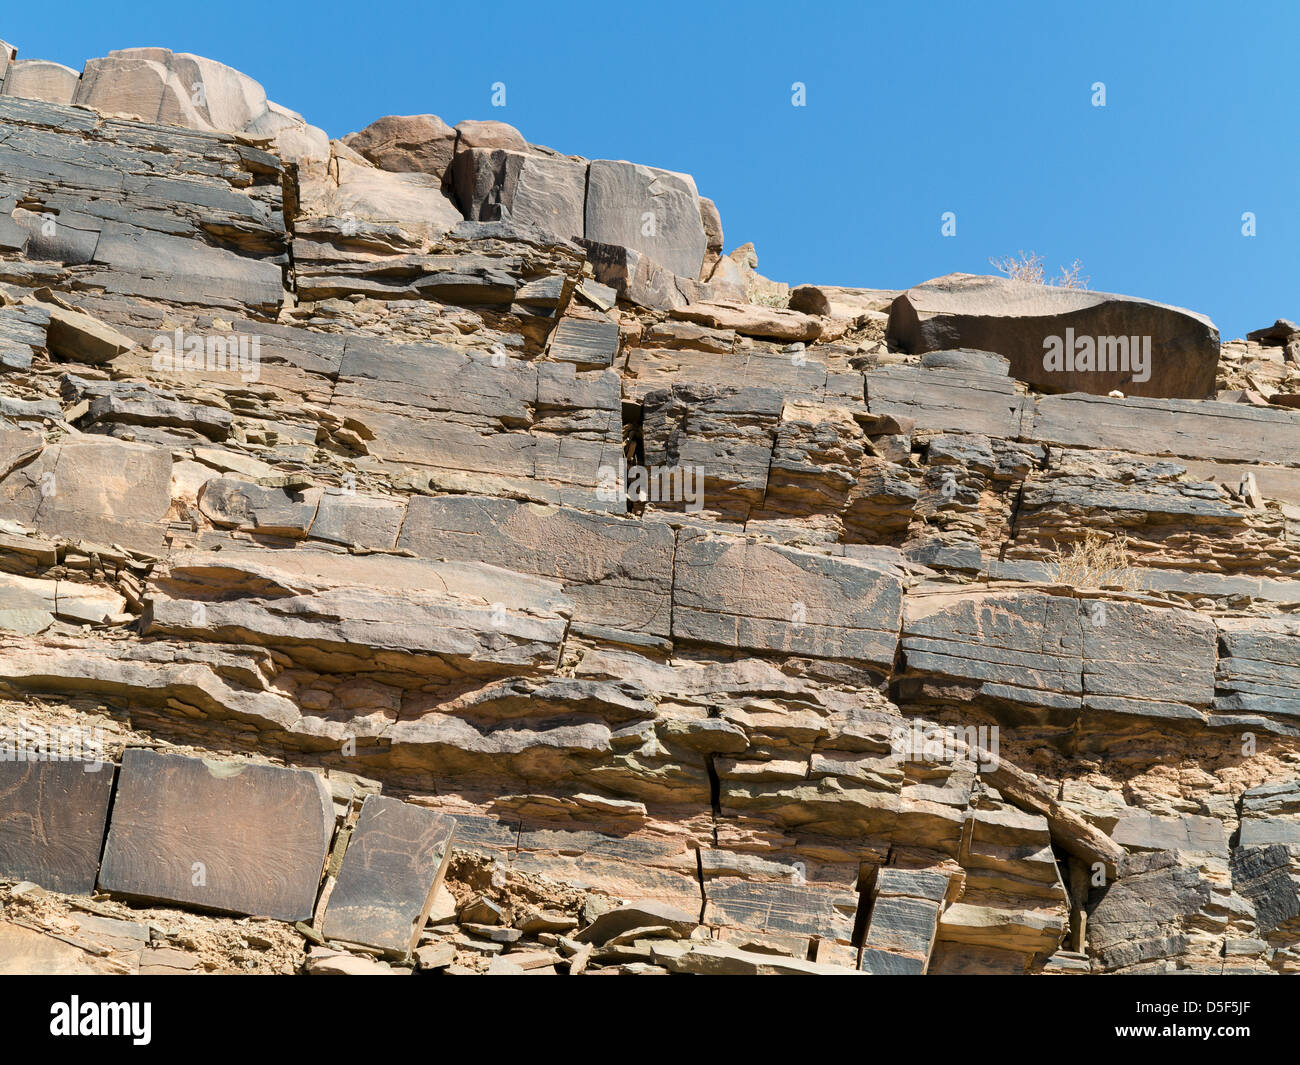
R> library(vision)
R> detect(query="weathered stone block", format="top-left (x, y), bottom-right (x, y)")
top-left (585, 160), bottom-right (707, 280)
top-left (98, 749), bottom-right (333, 921)
top-left (453, 147), bottom-right (586, 239)
top-left (887, 273), bottom-right (1219, 399)
top-left (321, 796), bottom-right (456, 955)
top-left (866, 361), bottom-right (1030, 438)
top-left (0, 758), bottom-right (115, 894)
top-left (672, 532), bottom-right (903, 667)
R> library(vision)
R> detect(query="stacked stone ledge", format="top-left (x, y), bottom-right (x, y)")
top-left (0, 37), bottom-right (1299, 975)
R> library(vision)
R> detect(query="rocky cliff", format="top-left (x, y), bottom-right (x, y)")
top-left (1, 39), bottom-right (1299, 976)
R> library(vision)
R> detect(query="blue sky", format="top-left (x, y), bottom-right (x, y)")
top-left (4, 0), bottom-right (1296, 338)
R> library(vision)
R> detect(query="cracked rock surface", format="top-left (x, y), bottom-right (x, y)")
top-left (2, 38), bottom-right (1300, 976)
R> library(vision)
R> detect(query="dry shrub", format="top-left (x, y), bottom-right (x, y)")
top-left (1055, 258), bottom-right (1089, 290)
top-left (1048, 531), bottom-right (1144, 591)
top-left (989, 251), bottom-right (1089, 290)
top-left (989, 250), bottom-right (1045, 285)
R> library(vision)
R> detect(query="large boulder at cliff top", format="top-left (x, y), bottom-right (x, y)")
top-left (343, 113), bottom-right (457, 177)
top-left (453, 118), bottom-right (528, 154)
top-left (886, 273), bottom-right (1220, 399)
top-left (585, 160), bottom-right (708, 280)
top-left (76, 48), bottom-right (267, 130)
top-left (452, 147), bottom-right (586, 237)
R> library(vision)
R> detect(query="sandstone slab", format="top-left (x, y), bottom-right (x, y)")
top-left (672, 532), bottom-right (903, 667)
top-left (1, 59), bottom-right (79, 105)
top-left (453, 147), bottom-right (586, 239)
top-left (0, 758), bottom-right (116, 894)
top-left (1030, 394), bottom-right (1300, 467)
top-left (321, 796), bottom-right (456, 955)
top-left (398, 495), bottom-right (673, 639)
top-left (585, 160), bottom-right (707, 280)
top-left (98, 749), bottom-right (333, 921)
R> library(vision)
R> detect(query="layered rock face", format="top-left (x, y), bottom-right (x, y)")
top-left (2, 38), bottom-right (1300, 977)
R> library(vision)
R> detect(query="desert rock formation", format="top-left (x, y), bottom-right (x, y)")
top-left (2, 38), bottom-right (1300, 976)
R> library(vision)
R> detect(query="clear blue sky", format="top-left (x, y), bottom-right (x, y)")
top-left (5, 0), bottom-right (1296, 339)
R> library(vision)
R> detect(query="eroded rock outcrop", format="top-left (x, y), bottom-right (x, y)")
top-left (1, 36), bottom-right (1299, 977)
top-left (887, 273), bottom-right (1221, 399)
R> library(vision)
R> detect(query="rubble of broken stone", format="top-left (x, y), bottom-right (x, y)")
top-left (1, 37), bottom-right (1300, 976)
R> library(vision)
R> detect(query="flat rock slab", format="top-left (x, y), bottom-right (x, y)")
top-left (625, 346), bottom-right (855, 405)
top-left (398, 495), bottom-right (672, 639)
top-left (866, 363), bottom-right (1030, 439)
top-left (654, 940), bottom-right (860, 975)
top-left (672, 532), bottom-right (903, 667)
top-left (574, 900), bottom-right (699, 945)
top-left (670, 300), bottom-right (822, 343)
top-left (322, 796), bottom-right (456, 955)
top-left (900, 588), bottom-right (1217, 717)
top-left (704, 877), bottom-right (857, 942)
top-left (1030, 393), bottom-right (1300, 468)
top-left (861, 895), bottom-right (941, 956)
top-left (98, 749), bottom-right (333, 921)
top-left (548, 317), bottom-right (620, 367)
top-left (886, 273), bottom-right (1219, 399)
top-left (0, 759), bottom-right (116, 894)
top-left (1213, 621), bottom-right (1300, 721)
top-left (144, 547), bottom-right (572, 677)
top-left (0, 436), bottom-right (173, 553)
top-left (859, 947), bottom-right (926, 975)
top-left (0, 921), bottom-right (138, 975)
top-left (1111, 810), bottom-right (1229, 858)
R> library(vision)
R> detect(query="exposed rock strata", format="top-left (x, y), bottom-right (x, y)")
top-left (0, 39), bottom-right (1298, 976)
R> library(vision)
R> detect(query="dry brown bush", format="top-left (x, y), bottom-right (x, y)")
top-left (1048, 531), bottom-right (1144, 591)
top-left (989, 251), bottom-right (1089, 290)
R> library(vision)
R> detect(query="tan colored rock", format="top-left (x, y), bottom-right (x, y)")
top-left (725, 242), bottom-right (789, 305)
top-left (344, 114), bottom-right (457, 177)
top-left (46, 306), bottom-right (136, 364)
top-left (1, 60), bottom-right (79, 105)
top-left (0, 921), bottom-right (138, 975)
top-left (316, 144), bottom-right (464, 240)
top-left (669, 299), bottom-right (822, 342)
top-left (75, 53), bottom-right (196, 124)
top-left (0, 39), bottom-right (14, 90)
top-left (585, 160), bottom-right (708, 280)
top-left (306, 948), bottom-right (407, 975)
top-left (454, 118), bottom-right (529, 154)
